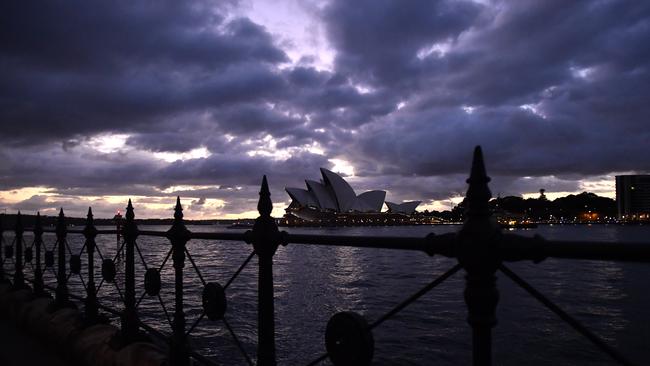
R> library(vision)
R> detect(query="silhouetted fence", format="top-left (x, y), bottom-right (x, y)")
top-left (1, 146), bottom-right (649, 366)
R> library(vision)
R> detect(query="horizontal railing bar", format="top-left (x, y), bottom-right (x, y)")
top-left (189, 232), bottom-right (249, 241)
top-left (6, 229), bottom-right (650, 262)
top-left (18, 228), bottom-right (119, 235)
top-left (137, 230), bottom-right (169, 237)
top-left (502, 234), bottom-right (650, 263)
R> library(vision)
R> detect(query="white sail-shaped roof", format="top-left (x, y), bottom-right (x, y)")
top-left (320, 168), bottom-right (357, 212)
top-left (305, 180), bottom-right (337, 210)
top-left (386, 201), bottom-right (421, 214)
top-left (356, 190), bottom-right (386, 212)
top-left (286, 188), bottom-right (318, 207)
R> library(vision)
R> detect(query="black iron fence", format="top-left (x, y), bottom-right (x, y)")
top-left (1, 146), bottom-right (649, 366)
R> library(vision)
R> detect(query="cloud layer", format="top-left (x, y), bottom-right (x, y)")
top-left (1, 0), bottom-right (648, 218)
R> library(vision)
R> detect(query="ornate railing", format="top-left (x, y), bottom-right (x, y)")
top-left (1, 146), bottom-right (649, 366)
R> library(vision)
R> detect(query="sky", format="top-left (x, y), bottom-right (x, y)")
top-left (1, 0), bottom-right (649, 219)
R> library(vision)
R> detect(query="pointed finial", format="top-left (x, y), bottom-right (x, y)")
top-left (87, 207), bottom-right (94, 222)
top-left (56, 208), bottom-right (66, 236)
top-left (174, 196), bottom-right (184, 220)
top-left (257, 175), bottom-right (273, 217)
top-left (126, 199), bottom-right (135, 221)
top-left (14, 211), bottom-right (23, 232)
top-left (465, 146), bottom-right (492, 215)
top-left (467, 146), bottom-right (490, 185)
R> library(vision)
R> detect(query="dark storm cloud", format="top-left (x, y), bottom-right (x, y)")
top-left (322, 0), bottom-right (650, 181)
top-left (0, 1), bottom-right (289, 145)
top-left (1, 0), bottom-right (649, 216)
top-left (323, 0), bottom-right (483, 88)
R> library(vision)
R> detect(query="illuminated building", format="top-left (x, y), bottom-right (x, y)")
top-left (285, 168), bottom-right (420, 223)
top-left (616, 175), bottom-right (650, 220)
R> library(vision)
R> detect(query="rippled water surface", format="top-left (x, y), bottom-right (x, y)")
top-left (3, 224), bottom-right (650, 365)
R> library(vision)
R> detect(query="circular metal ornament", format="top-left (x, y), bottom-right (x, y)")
top-left (4, 245), bottom-right (13, 259)
top-left (102, 259), bottom-right (116, 283)
top-left (202, 282), bottom-right (227, 321)
top-left (24, 247), bottom-right (33, 263)
top-left (144, 268), bottom-right (161, 296)
top-left (45, 250), bottom-right (54, 267)
top-left (70, 255), bottom-right (81, 274)
top-left (325, 311), bottom-right (374, 366)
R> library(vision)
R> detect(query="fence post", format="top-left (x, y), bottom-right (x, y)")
top-left (0, 214), bottom-right (5, 283)
top-left (33, 212), bottom-right (45, 295)
top-left (457, 146), bottom-right (502, 366)
top-left (83, 207), bottom-right (99, 323)
top-left (121, 199), bottom-right (139, 342)
top-left (167, 197), bottom-right (191, 365)
top-left (13, 211), bottom-right (26, 289)
top-left (55, 208), bottom-right (70, 308)
top-left (251, 176), bottom-right (281, 366)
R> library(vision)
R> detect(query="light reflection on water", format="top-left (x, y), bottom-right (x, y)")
top-left (2, 224), bottom-right (650, 365)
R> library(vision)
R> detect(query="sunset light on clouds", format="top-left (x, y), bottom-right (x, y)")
top-left (1, 0), bottom-right (648, 219)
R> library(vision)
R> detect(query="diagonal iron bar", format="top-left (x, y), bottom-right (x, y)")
top-left (223, 317), bottom-right (254, 366)
top-left (185, 312), bottom-right (206, 338)
top-left (159, 247), bottom-right (173, 272)
top-left (135, 242), bottom-right (148, 270)
top-left (65, 240), bottom-right (73, 257)
top-left (224, 251), bottom-right (256, 290)
top-left (370, 263), bottom-right (462, 329)
top-left (113, 281), bottom-right (126, 304)
top-left (96, 245), bottom-right (105, 260)
top-left (77, 273), bottom-right (87, 292)
top-left (184, 247), bottom-right (206, 286)
top-left (499, 264), bottom-right (634, 366)
top-left (113, 240), bottom-right (126, 262)
top-left (157, 294), bottom-right (174, 329)
top-left (95, 279), bottom-right (104, 296)
top-left (136, 291), bottom-right (147, 308)
top-left (305, 353), bottom-right (328, 366)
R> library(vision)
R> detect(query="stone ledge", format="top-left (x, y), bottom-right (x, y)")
top-left (0, 283), bottom-right (167, 366)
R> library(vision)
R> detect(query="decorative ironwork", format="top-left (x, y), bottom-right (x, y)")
top-left (12, 211), bottom-right (26, 289)
top-left (457, 146), bottom-right (501, 366)
top-left (248, 175), bottom-right (283, 366)
top-left (54, 208), bottom-right (71, 308)
top-left (45, 250), bottom-right (54, 268)
top-left (167, 196), bottom-right (191, 365)
top-left (325, 311), bottom-right (374, 366)
top-left (102, 259), bottom-right (116, 283)
top-left (202, 282), bottom-right (227, 321)
top-left (144, 268), bottom-right (161, 296)
top-left (83, 207), bottom-right (99, 323)
top-left (1, 146), bottom-right (649, 366)
top-left (0, 214), bottom-right (5, 283)
top-left (32, 212), bottom-right (45, 295)
top-left (121, 199), bottom-right (140, 343)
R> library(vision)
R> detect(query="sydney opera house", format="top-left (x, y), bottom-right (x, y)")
top-left (283, 168), bottom-right (421, 225)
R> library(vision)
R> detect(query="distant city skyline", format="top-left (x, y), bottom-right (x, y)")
top-left (1, 1), bottom-right (648, 219)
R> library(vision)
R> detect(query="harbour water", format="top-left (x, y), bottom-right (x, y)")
top-left (5, 224), bottom-right (650, 365)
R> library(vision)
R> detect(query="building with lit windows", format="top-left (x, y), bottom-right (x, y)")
top-left (616, 175), bottom-right (650, 221)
